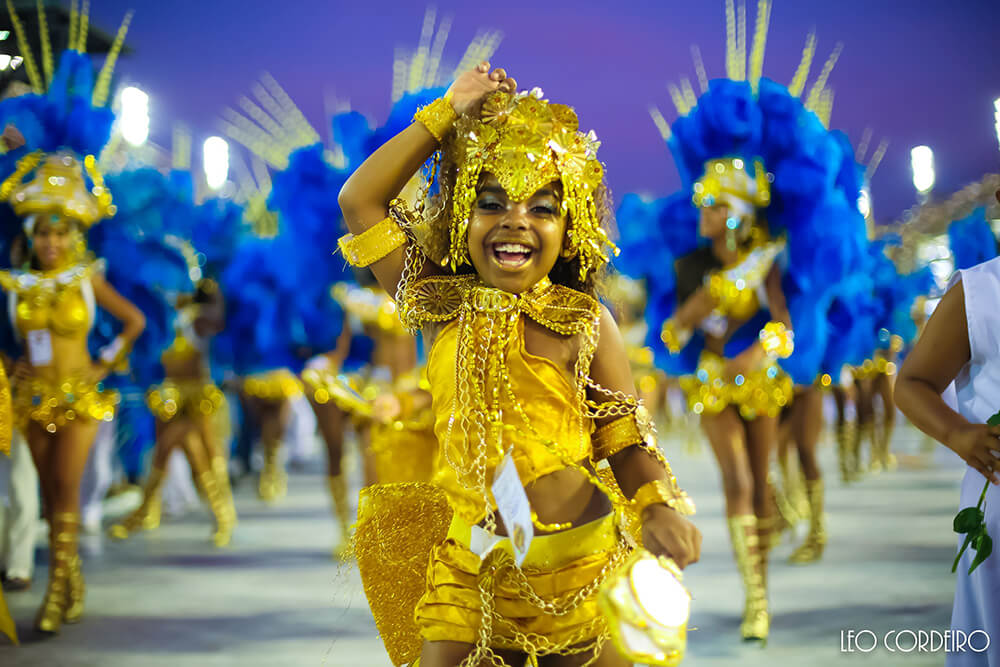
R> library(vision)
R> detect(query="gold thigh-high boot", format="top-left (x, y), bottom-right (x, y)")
top-left (191, 455), bottom-right (236, 547)
top-left (836, 422), bottom-right (850, 484)
top-left (109, 466), bottom-right (166, 540)
top-left (258, 441), bottom-right (287, 502)
top-left (728, 514), bottom-right (769, 641)
top-left (36, 512), bottom-right (79, 633)
top-left (328, 475), bottom-right (352, 559)
top-left (788, 479), bottom-right (827, 564)
top-left (877, 418), bottom-right (897, 472)
top-left (211, 456), bottom-right (237, 525)
top-left (847, 421), bottom-right (864, 481)
top-left (862, 421), bottom-right (880, 474)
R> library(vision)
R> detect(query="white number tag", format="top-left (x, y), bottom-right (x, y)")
top-left (491, 452), bottom-right (534, 566)
top-left (26, 329), bottom-right (53, 367)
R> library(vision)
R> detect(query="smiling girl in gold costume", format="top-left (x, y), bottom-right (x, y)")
top-left (339, 63), bottom-right (701, 667)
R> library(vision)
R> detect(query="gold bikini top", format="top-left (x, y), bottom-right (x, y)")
top-left (161, 305), bottom-right (204, 366)
top-left (404, 274), bottom-right (603, 524)
top-left (703, 237), bottom-right (785, 326)
top-left (0, 261), bottom-right (100, 339)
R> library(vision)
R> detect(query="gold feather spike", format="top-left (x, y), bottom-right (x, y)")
top-left (736, 0), bottom-right (747, 80)
top-left (391, 46), bottom-right (407, 103)
top-left (691, 45), bottom-right (709, 93)
top-left (37, 0), bottom-right (52, 86)
top-left (681, 78), bottom-right (697, 109)
top-left (815, 87), bottom-right (834, 127)
top-left (5, 0), bottom-right (42, 93)
top-left (856, 127), bottom-right (873, 162)
top-left (649, 106), bottom-right (671, 141)
top-left (805, 42), bottom-right (843, 111)
top-left (725, 0), bottom-right (737, 80)
top-left (788, 31), bottom-right (816, 97)
top-left (668, 83), bottom-right (690, 116)
top-left (68, 0), bottom-right (78, 52)
top-left (407, 7), bottom-right (436, 94)
top-left (92, 11), bottom-right (133, 107)
top-left (259, 74), bottom-right (319, 147)
top-left (865, 139), bottom-right (888, 180)
top-left (172, 125), bottom-right (192, 171)
top-left (748, 0), bottom-right (772, 91)
top-left (425, 14), bottom-right (453, 88)
top-left (451, 30), bottom-right (502, 80)
top-left (77, 0), bottom-right (89, 52)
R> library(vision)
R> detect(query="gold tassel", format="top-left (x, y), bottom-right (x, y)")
top-left (5, 0), bottom-right (43, 93)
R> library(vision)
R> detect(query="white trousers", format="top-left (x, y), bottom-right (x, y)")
top-left (0, 431), bottom-right (39, 579)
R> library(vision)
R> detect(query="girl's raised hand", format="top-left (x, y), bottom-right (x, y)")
top-left (446, 61), bottom-right (517, 117)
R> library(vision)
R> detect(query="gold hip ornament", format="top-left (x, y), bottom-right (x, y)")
top-left (598, 550), bottom-right (691, 666)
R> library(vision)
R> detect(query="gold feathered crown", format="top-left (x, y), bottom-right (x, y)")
top-left (692, 157), bottom-right (770, 219)
top-left (442, 88), bottom-right (615, 280)
top-left (1, 151), bottom-right (114, 228)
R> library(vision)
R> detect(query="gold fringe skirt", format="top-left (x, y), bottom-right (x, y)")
top-left (679, 350), bottom-right (793, 420)
top-left (146, 380), bottom-right (224, 422)
top-left (242, 369), bottom-right (303, 401)
top-left (13, 375), bottom-right (118, 433)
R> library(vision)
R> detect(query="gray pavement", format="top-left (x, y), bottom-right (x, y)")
top-left (0, 421), bottom-right (968, 666)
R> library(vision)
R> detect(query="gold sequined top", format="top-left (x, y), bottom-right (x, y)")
top-left (704, 237), bottom-right (784, 324)
top-left (160, 306), bottom-right (205, 368)
top-left (406, 274), bottom-right (601, 525)
top-left (0, 261), bottom-right (100, 340)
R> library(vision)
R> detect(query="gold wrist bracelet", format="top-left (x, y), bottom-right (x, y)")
top-left (338, 214), bottom-right (408, 267)
top-left (632, 478), bottom-right (695, 517)
top-left (758, 320), bottom-right (794, 359)
top-left (413, 96), bottom-right (457, 143)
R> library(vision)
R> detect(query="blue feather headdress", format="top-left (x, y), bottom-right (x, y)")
top-left (618, 1), bottom-right (868, 384)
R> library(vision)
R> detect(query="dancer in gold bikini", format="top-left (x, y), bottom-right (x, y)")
top-left (0, 3), bottom-right (141, 632)
top-left (110, 280), bottom-right (236, 546)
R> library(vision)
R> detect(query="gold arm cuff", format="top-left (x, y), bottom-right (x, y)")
top-left (338, 214), bottom-right (408, 268)
top-left (413, 96), bottom-right (457, 143)
top-left (660, 318), bottom-right (691, 354)
top-left (759, 320), bottom-right (794, 359)
top-left (592, 413), bottom-right (644, 461)
top-left (632, 478), bottom-right (696, 517)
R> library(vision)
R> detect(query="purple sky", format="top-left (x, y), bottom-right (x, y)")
top-left (89, 0), bottom-right (1000, 222)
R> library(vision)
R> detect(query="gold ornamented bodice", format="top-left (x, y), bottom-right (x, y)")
top-left (0, 261), bottom-right (100, 340)
top-left (161, 305), bottom-right (203, 368)
top-left (702, 238), bottom-right (785, 333)
top-left (404, 274), bottom-right (603, 525)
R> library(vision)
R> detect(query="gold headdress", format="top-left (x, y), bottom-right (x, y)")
top-left (441, 88), bottom-right (615, 280)
top-left (692, 157), bottom-right (770, 220)
top-left (0, 0), bottom-right (133, 231)
top-left (1, 152), bottom-right (114, 229)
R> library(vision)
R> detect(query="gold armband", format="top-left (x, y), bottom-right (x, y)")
top-left (660, 318), bottom-right (691, 354)
top-left (338, 214), bottom-right (408, 267)
top-left (413, 96), bottom-right (457, 143)
top-left (592, 413), bottom-right (645, 461)
top-left (758, 321), bottom-right (794, 359)
top-left (632, 478), bottom-right (695, 517)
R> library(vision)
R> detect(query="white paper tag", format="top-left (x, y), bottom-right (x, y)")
top-left (27, 329), bottom-right (53, 367)
top-left (491, 452), bottom-right (534, 566)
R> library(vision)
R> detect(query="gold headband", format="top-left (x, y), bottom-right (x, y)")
top-left (692, 158), bottom-right (770, 219)
top-left (441, 88), bottom-right (615, 279)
